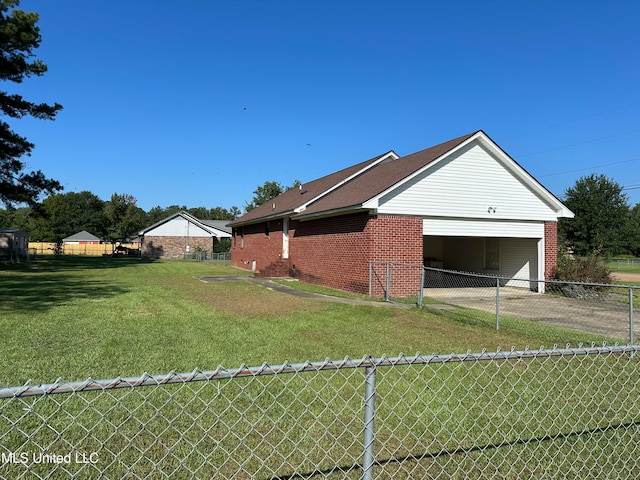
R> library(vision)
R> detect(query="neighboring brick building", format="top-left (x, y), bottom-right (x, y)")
top-left (228, 131), bottom-right (574, 297)
top-left (62, 230), bottom-right (102, 245)
top-left (139, 211), bottom-right (231, 259)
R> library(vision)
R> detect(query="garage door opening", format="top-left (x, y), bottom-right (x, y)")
top-left (423, 235), bottom-right (541, 289)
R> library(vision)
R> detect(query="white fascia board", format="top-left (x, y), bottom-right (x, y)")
top-left (179, 212), bottom-right (234, 236)
top-left (177, 212), bottom-right (215, 234)
top-left (206, 227), bottom-right (232, 237)
top-left (294, 151), bottom-right (399, 214)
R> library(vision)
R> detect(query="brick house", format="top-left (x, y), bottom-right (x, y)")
top-left (139, 211), bottom-right (232, 259)
top-left (62, 231), bottom-right (103, 245)
top-left (227, 131), bottom-right (574, 297)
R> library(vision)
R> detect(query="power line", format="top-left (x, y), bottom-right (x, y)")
top-left (537, 156), bottom-right (640, 178)
top-left (517, 127), bottom-right (640, 158)
top-left (500, 100), bottom-right (640, 141)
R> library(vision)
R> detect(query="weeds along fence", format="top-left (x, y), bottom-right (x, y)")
top-left (371, 262), bottom-right (639, 345)
top-left (1, 346), bottom-right (640, 479)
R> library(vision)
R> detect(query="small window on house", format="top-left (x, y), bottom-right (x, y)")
top-left (485, 238), bottom-right (500, 270)
top-left (265, 222), bottom-right (270, 238)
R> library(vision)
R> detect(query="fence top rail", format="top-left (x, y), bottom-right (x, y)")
top-left (1, 344), bottom-right (636, 399)
top-left (423, 266), bottom-right (639, 290)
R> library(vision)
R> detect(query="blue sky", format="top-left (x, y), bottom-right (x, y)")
top-left (14, 1), bottom-right (640, 212)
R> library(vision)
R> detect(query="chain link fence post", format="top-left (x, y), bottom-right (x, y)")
top-left (385, 263), bottom-right (391, 302)
top-left (496, 276), bottom-right (500, 330)
top-left (630, 286), bottom-right (635, 345)
top-left (362, 363), bottom-right (376, 480)
top-left (418, 267), bottom-right (425, 307)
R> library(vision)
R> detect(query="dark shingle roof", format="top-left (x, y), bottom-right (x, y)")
top-left (227, 152), bottom-right (392, 226)
top-left (62, 230), bottom-right (103, 242)
top-left (295, 132), bottom-right (477, 218)
top-left (200, 219), bottom-right (232, 235)
top-left (228, 132), bottom-right (478, 226)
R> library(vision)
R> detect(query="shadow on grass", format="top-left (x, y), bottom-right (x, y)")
top-left (0, 255), bottom-right (156, 273)
top-left (271, 420), bottom-right (640, 479)
top-left (0, 256), bottom-right (153, 312)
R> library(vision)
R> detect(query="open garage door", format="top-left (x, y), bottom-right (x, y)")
top-left (423, 218), bottom-right (544, 284)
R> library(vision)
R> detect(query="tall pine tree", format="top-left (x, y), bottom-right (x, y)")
top-left (0, 0), bottom-right (62, 207)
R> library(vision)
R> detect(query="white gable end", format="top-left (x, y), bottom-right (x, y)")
top-left (374, 142), bottom-right (561, 222)
top-left (146, 217), bottom-right (213, 237)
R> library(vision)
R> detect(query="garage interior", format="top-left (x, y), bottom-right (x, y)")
top-left (423, 235), bottom-right (541, 290)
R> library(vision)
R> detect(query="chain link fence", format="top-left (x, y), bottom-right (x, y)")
top-left (1, 346), bottom-right (640, 479)
top-left (609, 258), bottom-right (640, 270)
top-left (370, 262), bottom-right (638, 345)
top-left (190, 251), bottom-right (231, 265)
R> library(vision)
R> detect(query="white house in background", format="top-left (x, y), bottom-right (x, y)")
top-left (139, 211), bottom-right (232, 259)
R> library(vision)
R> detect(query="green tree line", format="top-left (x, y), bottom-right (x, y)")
top-left (559, 174), bottom-right (640, 257)
top-left (0, 179), bottom-right (292, 243)
top-left (0, 191), bottom-right (242, 242)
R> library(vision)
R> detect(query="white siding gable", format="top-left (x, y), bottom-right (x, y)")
top-left (146, 217), bottom-right (213, 238)
top-left (374, 142), bottom-right (561, 222)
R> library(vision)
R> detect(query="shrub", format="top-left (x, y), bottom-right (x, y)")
top-left (552, 251), bottom-right (611, 284)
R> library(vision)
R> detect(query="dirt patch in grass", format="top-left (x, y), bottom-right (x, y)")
top-left (163, 279), bottom-right (326, 317)
top-left (612, 272), bottom-right (640, 283)
top-left (210, 283), bottom-right (324, 317)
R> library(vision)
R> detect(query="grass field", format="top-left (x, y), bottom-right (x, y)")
top-left (0, 256), bottom-right (614, 385)
top-left (606, 257), bottom-right (640, 273)
top-left (1, 256), bottom-right (638, 478)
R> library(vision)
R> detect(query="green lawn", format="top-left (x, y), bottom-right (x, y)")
top-left (0, 256), bottom-right (637, 478)
top-left (606, 257), bottom-right (640, 274)
top-left (0, 256), bottom-right (616, 385)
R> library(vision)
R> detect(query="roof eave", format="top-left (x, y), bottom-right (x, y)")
top-left (292, 205), bottom-right (369, 221)
top-left (227, 209), bottom-right (296, 228)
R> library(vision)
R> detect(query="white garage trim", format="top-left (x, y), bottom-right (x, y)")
top-left (423, 217), bottom-right (544, 238)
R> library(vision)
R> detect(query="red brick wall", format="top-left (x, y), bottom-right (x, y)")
top-left (290, 213), bottom-right (423, 296)
top-left (368, 215), bottom-right (423, 297)
top-left (231, 220), bottom-right (284, 271)
top-left (141, 236), bottom-right (214, 259)
top-left (232, 212), bottom-right (424, 296)
top-left (289, 212), bottom-right (372, 294)
top-left (544, 221), bottom-right (558, 278)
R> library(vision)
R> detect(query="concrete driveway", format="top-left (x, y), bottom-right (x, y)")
top-left (424, 286), bottom-right (638, 342)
